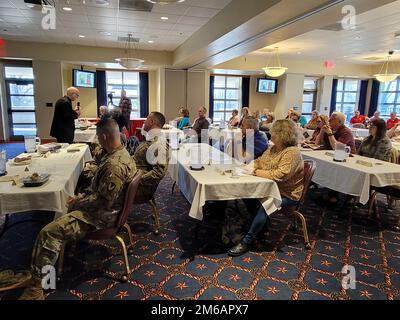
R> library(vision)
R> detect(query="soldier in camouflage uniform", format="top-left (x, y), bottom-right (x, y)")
top-left (18, 118), bottom-right (137, 300)
top-left (133, 112), bottom-right (169, 203)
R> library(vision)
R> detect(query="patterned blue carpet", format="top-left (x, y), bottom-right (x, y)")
top-left (0, 176), bottom-right (399, 300)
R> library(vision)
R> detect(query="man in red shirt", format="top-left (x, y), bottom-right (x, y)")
top-left (321, 111), bottom-right (356, 154)
top-left (350, 110), bottom-right (367, 125)
top-left (387, 112), bottom-right (399, 129)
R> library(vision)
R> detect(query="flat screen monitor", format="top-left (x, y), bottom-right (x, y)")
top-left (256, 78), bottom-right (278, 94)
top-left (73, 69), bottom-right (96, 88)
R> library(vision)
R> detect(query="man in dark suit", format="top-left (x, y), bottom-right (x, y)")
top-left (50, 87), bottom-right (80, 143)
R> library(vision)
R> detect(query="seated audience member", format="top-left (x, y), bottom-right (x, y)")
top-left (176, 108), bottom-right (190, 130)
top-left (303, 115), bottom-right (329, 146)
top-left (189, 107), bottom-right (210, 142)
top-left (320, 111), bottom-right (356, 154)
top-left (240, 116), bottom-right (268, 162)
top-left (387, 112), bottom-right (400, 130)
top-left (111, 105), bottom-right (129, 133)
top-left (388, 122), bottom-right (400, 141)
top-left (298, 113), bottom-right (308, 128)
top-left (16, 119), bottom-right (137, 299)
top-left (99, 105), bottom-right (110, 119)
top-left (228, 109), bottom-right (240, 128)
top-left (260, 108), bottom-right (270, 121)
top-left (133, 112), bottom-right (169, 203)
top-left (238, 107), bottom-right (250, 127)
top-left (228, 120), bottom-right (304, 256)
top-left (350, 110), bottom-right (367, 126)
top-left (305, 111), bottom-right (319, 130)
top-left (366, 111), bottom-right (381, 126)
top-left (260, 112), bottom-right (274, 130)
top-left (290, 111), bottom-right (300, 124)
top-left (358, 119), bottom-right (392, 162)
top-left (285, 108), bottom-right (294, 119)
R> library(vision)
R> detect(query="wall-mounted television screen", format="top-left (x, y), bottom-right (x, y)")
top-left (73, 69), bottom-right (96, 88)
top-left (256, 78), bottom-right (278, 94)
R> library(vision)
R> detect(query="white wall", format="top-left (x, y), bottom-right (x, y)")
top-left (275, 74), bottom-right (305, 120)
top-left (33, 60), bottom-right (64, 140)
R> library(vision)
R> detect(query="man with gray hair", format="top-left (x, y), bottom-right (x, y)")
top-left (321, 111), bottom-right (356, 154)
top-left (50, 87), bottom-right (80, 143)
top-left (240, 116), bottom-right (268, 162)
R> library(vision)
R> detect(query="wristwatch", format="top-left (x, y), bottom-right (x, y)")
top-left (327, 132), bottom-right (334, 137)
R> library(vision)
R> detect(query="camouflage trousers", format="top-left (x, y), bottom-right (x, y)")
top-left (30, 211), bottom-right (95, 279)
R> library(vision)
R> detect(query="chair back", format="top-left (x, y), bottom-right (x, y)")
top-left (116, 170), bottom-right (143, 228)
top-left (297, 160), bottom-right (316, 209)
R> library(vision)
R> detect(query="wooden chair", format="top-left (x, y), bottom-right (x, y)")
top-left (287, 160), bottom-right (316, 250)
top-left (58, 170), bottom-right (143, 282)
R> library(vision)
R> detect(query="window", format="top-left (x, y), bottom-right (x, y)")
top-left (302, 78), bottom-right (318, 122)
top-left (106, 71), bottom-right (140, 119)
top-left (213, 75), bottom-right (242, 123)
top-left (4, 66), bottom-right (36, 138)
top-left (377, 79), bottom-right (400, 119)
top-left (335, 79), bottom-right (360, 123)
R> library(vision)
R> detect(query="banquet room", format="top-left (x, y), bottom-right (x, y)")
top-left (1, 0), bottom-right (400, 302)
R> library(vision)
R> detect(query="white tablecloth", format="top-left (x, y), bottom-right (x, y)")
top-left (74, 127), bottom-right (97, 143)
top-left (168, 143), bottom-right (282, 220)
top-left (161, 128), bottom-right (185, 141)
top-left (351, 128), bottom-right (370, 138)
top-left (301, 150), bottom-right (400, 204)
top-left (0, 145), bottom-right (92, 216)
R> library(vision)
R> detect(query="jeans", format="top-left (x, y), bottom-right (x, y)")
top-left (242, 197), bottom-right (298, 245)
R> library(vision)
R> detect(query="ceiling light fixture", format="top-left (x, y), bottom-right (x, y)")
top-left (262, 47), bottom-right (288, 77)
top-left (147, 0), bottom-right (185, 4)
top-left (115, 33), bottom-right (144, 69)
top-left (374, 50), bottom-right (399, 83)
top-left (63, 6), bottom-right (72, 11)
top-left (148, 40), bottom-right (154, 43)
top-left (79, 34), bottom-right (85, 38)
top-left (161, 16), bottom-right (169, 20)
top-left (99, 31), bottom-right (112, 36)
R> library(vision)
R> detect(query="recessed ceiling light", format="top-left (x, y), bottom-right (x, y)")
top-left (79, 34), bottom-right (85, 38)
top-left (343, 55), bottom-right (348, 58)
top-left (297, 51), bottom-right (302, 54)
top-left (93, 63), bottom-right (99, 66)
top-left (148, 40), bottom-right (154, 43)
top-left (161, 17), bottom-right (169, 20)
top-left (63, 7), bottom-right (72, 11)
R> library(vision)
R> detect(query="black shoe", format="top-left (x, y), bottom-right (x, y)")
top-left (228, 242), bottom-right (251, 257)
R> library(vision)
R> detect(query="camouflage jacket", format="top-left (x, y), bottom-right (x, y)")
top-left (133, 136), bottom-right (169, 202)
top-left (70, 145), bottom-right (137, 228)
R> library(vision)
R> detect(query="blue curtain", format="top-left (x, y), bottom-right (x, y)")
top-left (242, 77), bottom-right (250, 108)
top-left (329, 79), bottom-right (338, 115)
top-left (209, 75), bottom-right (214, 119)
top-left (96, 70), bottom-right (107, 116)
top-left (139, 72), bottom-right (149, 118)
top-left (368, 80), bottom-right (381, 117)
top-left (358, 80), bottom-right (368, 115)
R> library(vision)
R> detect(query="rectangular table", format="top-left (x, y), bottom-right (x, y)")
top-left (0, 145), bottom-right (92, 216)
top-left (74, 127), bottom-right (97, 143)
top-left (168, 143), bottom-right (282, 221)
top-left (301, 150), bottom-right (400, 204)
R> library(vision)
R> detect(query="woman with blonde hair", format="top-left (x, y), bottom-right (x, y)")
top-left (228, 119), bottom-right (304, 256)
top-left (305, 111), bottom-right (319, 130)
